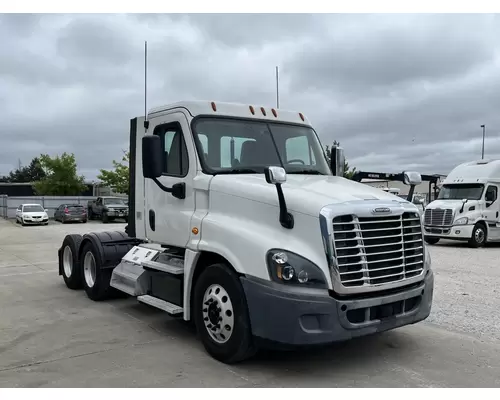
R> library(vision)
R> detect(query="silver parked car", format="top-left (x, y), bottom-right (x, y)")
top-left (54, 204), bottom-right (88, 224)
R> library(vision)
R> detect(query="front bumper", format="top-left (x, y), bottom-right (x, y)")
top-left (424, 224), bottom-right (473, 240)
top-left (241, 270), bottom-right (434, 347)
top-left (22, 218), bottom-right (48, 225)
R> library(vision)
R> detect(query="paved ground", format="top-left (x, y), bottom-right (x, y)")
top-left (0, 218), bottom-right (499, 387)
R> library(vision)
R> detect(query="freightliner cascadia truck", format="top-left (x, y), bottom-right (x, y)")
top-left (58, 101), bottom-right (434, 364)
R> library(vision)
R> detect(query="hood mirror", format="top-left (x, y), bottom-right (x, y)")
top-left (330, 146), bottom-right (345, 177)
top-left (265, 166), bottom-right (287, 185)
top-left (264, 166), bottom-right (293, 230)
top-left (403, 171), bottom-right (422, 186)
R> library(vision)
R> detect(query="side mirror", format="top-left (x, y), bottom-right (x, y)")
top-left (403, 171), bottom-right (422, 185)
top-left (44, 209), bottom-right (48, 212)
top-left (264, 166), bottom-right (293, 229)
top-left (142, 135), bottom-right (163, 179)
top-left (264, 166), bottom-right (287, 184)
top-left (330, 146), bottom-right (345, 177)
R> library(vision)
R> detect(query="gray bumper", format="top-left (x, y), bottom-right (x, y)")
top-left (241, 270), bottom-right (434, 347)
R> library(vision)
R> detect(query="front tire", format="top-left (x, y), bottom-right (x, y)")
top-left (425, 236), bottom-right (440, 245)
top-left (193, 263), bottom-right (256, 364)
top-left (81, 241), bottom-right (113, 301)
top-left (61, 234), bottom-right (83, 289)
top-left (469, 223), bottom-right (487, 248)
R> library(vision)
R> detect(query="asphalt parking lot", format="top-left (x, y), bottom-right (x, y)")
top-left (1, 218), bottom-right (500, 387)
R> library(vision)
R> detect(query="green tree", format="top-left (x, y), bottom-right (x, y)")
top-left (33, 153), bottom-right (87, 195)
top-left (3, 157), bottom-right (46, 183)
top-left (324, 140), bottom-right (357, 179)
top-left (97, 150), bottom-right (130, 195)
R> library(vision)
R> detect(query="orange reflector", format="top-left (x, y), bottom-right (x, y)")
top-left (249, 105), bottom-right (255, 115)
top-left (271, 108), bottom-right (277, 117)
top-left (211, 102), bottom-right (217, 112)
top-left (299, 112), bottom-right (305, 121)
top-left (260, 107), bottom-right (266, 116)
top-left (192, 227), bottom-right (199, 235)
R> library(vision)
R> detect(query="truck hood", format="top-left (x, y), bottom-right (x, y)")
top-left (426, 199), bottom-right (477, 211)
top-left (210, 174), bottom-right (411, 217)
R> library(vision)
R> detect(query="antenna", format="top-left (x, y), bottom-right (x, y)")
top-left (275, 66), bottom-right (280, 109)
top-left (144, 41), bottom-right (149, 130)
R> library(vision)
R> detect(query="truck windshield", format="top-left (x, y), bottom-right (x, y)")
top-left (192, 117), bottom-right (331, 175)
top-left (437, 184), bottom-right (484, 200)
top-left (103, 198), bottom-right (126, 205)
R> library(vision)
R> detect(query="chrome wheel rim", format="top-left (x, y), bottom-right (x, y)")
top-left (63, 246), bottom-right (73, 278)
top-left (475, 228), bottom-right (485, 243)
top-left (83, 251), bottom-right (97, 288)
top-left (202, 284), bottom-right (234, 344)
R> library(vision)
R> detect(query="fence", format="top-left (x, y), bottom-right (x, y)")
top-left (1, 195), bottom-right (99, 219)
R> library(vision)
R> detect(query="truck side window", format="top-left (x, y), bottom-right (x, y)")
top-left (153, 122), bottom-right (189, 177)
top-left (485, 186), bottom-right (498, 204)
top-left (285, 136), bottom-right (316, 165)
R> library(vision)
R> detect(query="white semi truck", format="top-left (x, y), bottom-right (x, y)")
top-left (424, 159), bottom-right (500, 247)
top-left (58, 101), bottom-right (434, 363)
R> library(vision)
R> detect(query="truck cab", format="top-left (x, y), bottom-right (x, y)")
top-left (58, 100), bottom-right (434, 364)
top-left (424, 159), bottom-right (500, 247)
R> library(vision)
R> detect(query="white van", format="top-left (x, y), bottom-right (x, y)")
top-left (423, 159), bottom-right (500, 247)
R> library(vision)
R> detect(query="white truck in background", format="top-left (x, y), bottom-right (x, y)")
top-left (57, 101), bottom-right (434, 364)
top-left (424, 159), bottom-right (500, 247)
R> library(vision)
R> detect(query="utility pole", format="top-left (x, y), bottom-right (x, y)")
top-left (481, 124), bottom-right (486, 159)
top-left (275, 66), bottom-right (279, 109)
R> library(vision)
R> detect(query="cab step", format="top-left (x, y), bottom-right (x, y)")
top-left (137, 295), bottom-right (183, 315)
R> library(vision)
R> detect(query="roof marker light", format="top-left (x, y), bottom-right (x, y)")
top-left (271, 108), bottom-right (277, 118)
top-left (211, 102), bottom-right (217, 112)
top-left (249, 105), bottom-right (255, 115)
top-left (260, 107), bottom-right (266, 116)
top-left (299, 112), bottom-right (305, 121)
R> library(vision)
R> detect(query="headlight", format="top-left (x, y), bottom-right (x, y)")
top-left (266, 249), bottom-right (328, 289)
top-left (454, 217), bottom-right (468, 225)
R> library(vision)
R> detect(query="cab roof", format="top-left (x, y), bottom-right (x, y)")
top-left (147, 100), bottom-right (312, 126)
top-left (445, 159), bottom-right (500, 184)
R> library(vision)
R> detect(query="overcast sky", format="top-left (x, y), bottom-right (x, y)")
top-left (1, 13), bottom-right (500, 179)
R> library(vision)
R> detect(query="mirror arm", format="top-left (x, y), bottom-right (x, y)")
top-left (407, 185), bottom-right (416, 202)
top-left (275, 183), bottom-right (294, 229)
top-left (151, 178), bottom-right (186, 200)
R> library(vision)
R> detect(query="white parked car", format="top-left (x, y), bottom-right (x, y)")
top-left (16, 203), bottom-right (49, 226)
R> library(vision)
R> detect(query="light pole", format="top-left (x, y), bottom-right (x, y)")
top-left (481, 124), bottom-right (486, 159)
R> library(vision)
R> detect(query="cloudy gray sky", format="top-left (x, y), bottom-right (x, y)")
top-left (1, 13), bottom-right (500, 179)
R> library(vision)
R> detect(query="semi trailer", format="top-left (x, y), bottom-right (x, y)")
top-left (57, 100), bottom-right (434, 364)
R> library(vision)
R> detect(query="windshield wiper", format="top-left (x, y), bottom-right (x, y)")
top-left (214, 168), bottom-right (260, 175)
top-left (287, 169), bottom-right (325, 175)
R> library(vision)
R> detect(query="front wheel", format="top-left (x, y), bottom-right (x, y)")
top-left (425, 236), bottom-right (440, 245)
top-left (193, 263), bottom-right (256, 364)
top-left (469, 223), bottom-right (487, 248)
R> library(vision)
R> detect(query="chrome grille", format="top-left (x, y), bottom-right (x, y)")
top-left (332, 212), bottom-right (424, 287)
top-left (424, 208), bottom-right (453, 226)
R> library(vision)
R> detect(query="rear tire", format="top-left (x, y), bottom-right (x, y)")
top-left (81, 241), bottom-right (113, 301)
top-left (469, 223), bottom-right (486, 248)
top-left (60, 234), bottom-right (83, 290)
top-left (424, 236), bottom-right (440, 245)
top-left (193, 263), bottom-right (256, 364)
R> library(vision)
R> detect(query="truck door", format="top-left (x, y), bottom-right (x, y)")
top-left (144, 111), bottom-right (197, 248)
top-left (483, 184), bottom-right (500, 240)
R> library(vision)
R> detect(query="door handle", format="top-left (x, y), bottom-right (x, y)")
top-left (149, 209), bottom-right (155, 231)
top-left (496, 211), bottom-right (499, 218)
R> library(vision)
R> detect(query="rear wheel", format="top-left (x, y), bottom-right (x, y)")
top-left (60, 234), bottom-right (83, 289)
top-left (193, 263), bottom-right (256, 364)
top-left (81, 241), bottom-right (113, 301)
top-left (469, 223), bottom-right (486, 248)
top-left (424, 236), bottom-right (440, 245)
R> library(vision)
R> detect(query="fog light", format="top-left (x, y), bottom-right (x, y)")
top-left (455, 230), bottom-right (460, 235)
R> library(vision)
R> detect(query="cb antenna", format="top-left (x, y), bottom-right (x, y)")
top-left (144, 41), bottom-right (149, 130)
